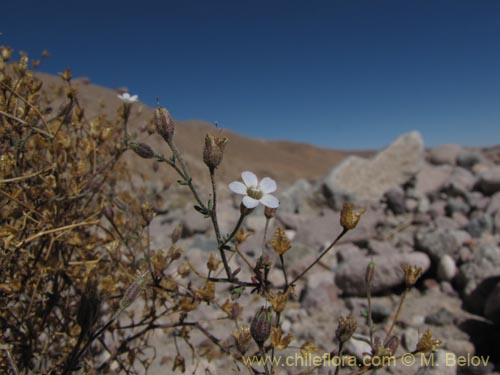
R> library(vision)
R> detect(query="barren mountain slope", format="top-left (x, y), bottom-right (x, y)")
top-left (36, 72), bottom-right (372, 187)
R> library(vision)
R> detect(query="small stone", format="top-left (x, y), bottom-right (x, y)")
top-left (464, 214), bottom-right (493, 238)
top-left (425, 307), bottom-right (455, 326)
top-left (403, 327), bottom-right (420, 351)
top-left (477, 166), bottom-right (500, 195)
top-left (385, 187), bottom-right (407, 215)
top-left (457, 151), bottom-right (484, 169)
top-left (437, 255), bottom-right (457, 281)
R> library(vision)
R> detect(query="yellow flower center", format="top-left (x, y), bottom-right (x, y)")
top-left (247, 186), bottom-right (263, 200)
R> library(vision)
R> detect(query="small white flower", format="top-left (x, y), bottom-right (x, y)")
top-left (117, 92), bottom-right (138, 104)
top-left (229, 171), bottom-right (279, 209)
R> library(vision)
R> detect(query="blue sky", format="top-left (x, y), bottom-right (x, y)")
top-left (2, 0), bottom-right (500, 149)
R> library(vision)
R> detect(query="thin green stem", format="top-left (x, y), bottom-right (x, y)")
top-left (384, 288), bottom-right (409, 345)
top-left (261, 217), bottom-right (270, 258)
top-left (209, 169), bottom-right (232, 279)
top-left (367, 286), bottom-right (374, 347)
top-left (288, 228), bottom-right (348, 288)
top-left (334, 341), bottom-right (344, 375)
top-left (280, 254), bottom-right (289, 290)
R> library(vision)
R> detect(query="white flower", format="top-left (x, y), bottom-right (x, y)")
top-left (117, 92), bottom-right (138, 104)
top-left (229, 171), bottom-right (279, 209)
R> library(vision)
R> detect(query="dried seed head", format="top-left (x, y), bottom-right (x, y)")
top-left (59, 68), bottom-right (72, 82)
top-left (340, 203), bottom-right (365, 231)
top-left (207, 253), bottom-right (222, 272)
top-left (335, 315), bottom-right (358, 344)
top-left (401, 264), bottom-right (423, 288)
top-left (233, 326), bottom-right (252, 354)
top-left (172, 354), bottom-right (185, 373)
top-left (250, 306), bottom-right (273, 346)
top-left (268, 291), bottom-right (289, 313)
top-left (270, 228), bottom-right (291, 255)
top-left (271, 327), bottom-right (293, 350)
top-left (129, 142), bottom-right (155, 159)
top-left (203, 134), bottom-right (228, 171)
top-left (264, 206), bottom-right (278, 219)
top-left (416, 329), bottom-right (442, 353)
top-left (233, 228), bottom-right (253, 244)
top-left (154, 105), bottom-right (175, 143)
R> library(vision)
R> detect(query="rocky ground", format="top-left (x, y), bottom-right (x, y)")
top-left (132, 132), bottom-right (500, 375)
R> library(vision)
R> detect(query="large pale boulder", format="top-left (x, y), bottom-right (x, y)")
top-left (321, 132), bottom-right (424, 208)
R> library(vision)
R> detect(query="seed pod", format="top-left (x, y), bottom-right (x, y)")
top-left (365, 261), bottom-right (375, 285)
top-left (340, 203), bottom-right (365, 231)
top-left (154, 105), bottom-right (174, 143)
top-left (203, 134), bottom-right (228, 171)
top-left (120, 272), bottom-right (147, 310)
top-left (250, 306), bottom-right (273, 346)
top-left (335, 315), bottom-right (358, 344)
top-left (129, 142), bottom-right (155, 159)
top-left (384, 335), bottom-right (400, 356)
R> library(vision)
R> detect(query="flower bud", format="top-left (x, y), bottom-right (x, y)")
top-left (335, 315), bottom-right (357, 344)
top-left (250, 306), bottom-right (273, 346)
top-left (170, 224), bottom-right (183, 244)
top-left (154, 106), bottom-right (174, 143)
top-left (103, 205), bottom-right (114, 221)
top-left (340, 203), bottom-right (365, 231)
top-left (203, 134), bottom-right (228, 171)
top-left (384, 335), bottom-right (399, 356)
top-left (129, 142), bottom-right (155, 159)
top-left (365, 261), bottom-right (375, 285)
top-left (264, 206), bottom-right (277, 219)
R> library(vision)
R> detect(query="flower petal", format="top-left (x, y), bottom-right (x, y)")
top-left (260, 194), bottom-right (279, 208)
top-left (259, 177), bottom-right (277, 194)
top-left (242, 196), bottom-right (260, 208)
top-left (228, 181), bottom-right (247, 195)
top-left (241, 171), bottom-right (258, 187)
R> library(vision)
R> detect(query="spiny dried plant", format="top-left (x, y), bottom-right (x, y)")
top-left (0, 46), bottom-right (441, 375)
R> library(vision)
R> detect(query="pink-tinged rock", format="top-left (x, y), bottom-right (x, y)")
top-left (477, 166), bottom-right (500, 195)
top-left (428, 144), bottom-right (463, 165)
top-left (415, 163), bottom-right (453, 196)
top-left (322, 132), bottom-right (424, 208)
top-left (443, 167), bottom-right (477, 196)
top-left (334, 252), bottom-right (431, 296)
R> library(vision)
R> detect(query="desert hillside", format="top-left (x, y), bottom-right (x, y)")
top-left (35, 72), bottom-right (372, 188)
